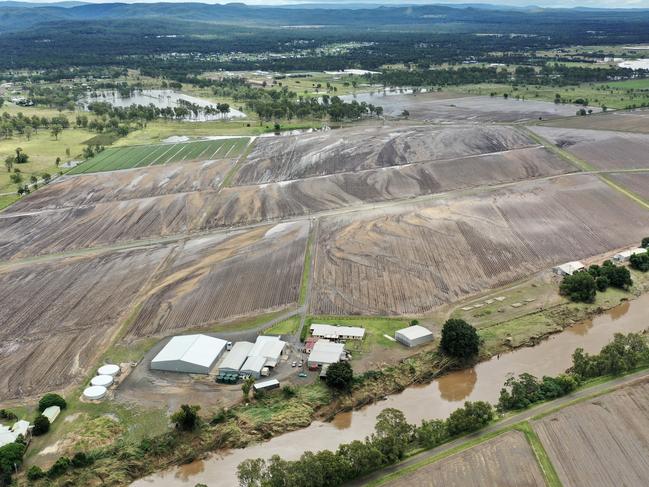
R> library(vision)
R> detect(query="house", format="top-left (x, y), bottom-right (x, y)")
top-left (613, 248), bottom-right (647, 262)
top-left (395, 325), bottom-right (434, 347)
top-left (310, 324), bottom-right (365, 340)
top-left (307, 340), bottom-right (345, 368)
top-left (151, 334), bottom-right (228, 374)
top-left (552, 261), bottom-right (585, 276)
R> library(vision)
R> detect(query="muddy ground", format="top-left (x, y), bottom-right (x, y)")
top-left (607, 172), bottom-right (649, 201)
top-left (534, 379), bottom-right (649, 487)
top-left (387, 431), bottom-right (545, 487)
top-left (310, 174), bottom-right (649, 315)
top-left (540, 108), bottom-right (649, 133)
top-left (530, 125), bottom-right (649, 170)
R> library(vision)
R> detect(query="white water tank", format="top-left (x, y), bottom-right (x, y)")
top-left (83, 386), bottom-right (107, 400)
top-left (91, 375), bottom-right (114, 387)
top-left (97, 364), bottom-right (120, 376)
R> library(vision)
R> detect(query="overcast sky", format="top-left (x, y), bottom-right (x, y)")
top-left (17, 0), bottom-right (649, 8)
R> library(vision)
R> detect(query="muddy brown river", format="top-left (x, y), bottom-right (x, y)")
top-left (133, 294), bottom-right (649, 487)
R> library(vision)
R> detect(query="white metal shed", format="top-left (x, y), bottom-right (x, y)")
top-left (395, 325), bottom-right (434, 347)
top-left (151, 334), bottom-right (227, 374)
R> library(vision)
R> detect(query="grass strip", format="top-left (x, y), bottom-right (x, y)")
top-left (515, 421), bottom-right (563, 487)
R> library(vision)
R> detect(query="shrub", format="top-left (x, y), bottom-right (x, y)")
top-left (0, 409), bottom-right (17, 421)
top-left (27, 465), bottom-right (45, 480)
top-left (641, 237), bottom-right (649, 248)
top-left (630, 253), bottom-right (649, 272)
top-left (595, 276), bottom-right (609, 292)
top-left (47, 456), bottom-right (71, 478)
top-left (38, 393), bottom-right (67, 413)
top-left (171, 405), bottom-right (200, 431)
top-left (32, 415), bottom-right (50, 436)
top-left (446, 401), bottom-right (493, 436)
top-left (325, 361), bottom-right (354, 392)
top-left (282, 385), bottom-right (297, 399)
top-left (559, 272), bottom-right (596, 302)
top-left (71, 451), bottom-right (94, 468)
top-left (439, 319), bottom-right (479, 360)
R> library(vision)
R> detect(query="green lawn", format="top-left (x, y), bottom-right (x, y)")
top-left (69, 137), bottom-right (249, 174)
top-left (264, 316), bottom-right (301, 336)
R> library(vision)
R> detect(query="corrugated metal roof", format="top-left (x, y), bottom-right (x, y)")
top-left (395, 325), bottom-right (433, 340)
top-left (308, 340), bottom-right (345, 364)
top-left (241, 355), bottom-right (267, 374)
top-left (311, 324), bottom-right (365, 338)
top-left (218, 341), bottom-right (254, 371)
top-left (152, 334), bottom-right (227, 368)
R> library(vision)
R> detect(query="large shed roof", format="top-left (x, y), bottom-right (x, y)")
top-left (218, 341), bottom-right (254, 371)
top-left (308, 340), bottom-right (345, 365)
top-left (395, 325), bottom-right (433, 341)
top-left (310, 324), bottom-right (365, 339)
top-left (152, 334), bottom-right (228, 369)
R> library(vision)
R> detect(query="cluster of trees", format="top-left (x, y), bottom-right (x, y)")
top-left (371, 64), bottom-right (647, 89)
top-left (498, 332), bottom-right (649, 412)
top-left (630, 253), bottom-right (649, 272)
top-left (171, 404), bottom-right (201, 431)
top-left (560, 260), bottom-right (633, 303)
top-left (237, 402), bottom-right (493, 487)
top-left (0, 112), bottom-right (69, 140)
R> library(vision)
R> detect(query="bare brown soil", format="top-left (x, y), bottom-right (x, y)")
top-left (342, 92), bottom-right (592, 122)
top-left (234, 125), bottom-right (536, 185)
top-left (540, 108), bottom-right (649, 133)
top-left (8, 159), bottom-right (232, 212)
top-left (0, 246), bottom-right (171, 401)
top-left (531, 126), bottom-right (649, 170)
top-left (608, 172), bottom-right (649, 201)
top-left (310, 174), bottom-right (649, 315)
top-left (387, 431), bottom-right (545, 487)
top-left (534, 379), bottom-right (649, 487)
top-left (125, 222), bottom-right (308, 339)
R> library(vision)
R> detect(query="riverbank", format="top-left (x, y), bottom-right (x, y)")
top-left (18, 274), bottom-right (649, 486)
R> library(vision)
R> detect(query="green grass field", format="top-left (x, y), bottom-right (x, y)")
top-left (69, 137), bottom-right (250, 174)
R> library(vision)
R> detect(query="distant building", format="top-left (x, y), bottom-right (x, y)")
top-left (552, 261), bottom-right (585, 276)
top-left (218, 336), bottom-right (286, 378)
top-left (308, 340), bottom-right (345, 368)
top-left (310, 324), bottom-right (365, 340)
top-left (395, 325), bottom-right (434, 347)
top-left (151, 334), bottom-right (228, 374)
top-left (613, 248), bottom-right (647, 262)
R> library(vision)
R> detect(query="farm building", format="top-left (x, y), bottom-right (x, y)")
top-left (240, 356), bottom-right (267, 379)
top-left (249, 335), bottom-right (286, 367)
top-left (42, 405), bottom-right (61, 424)
top-left (310, 324), bottom-right (365, 340)
top-left (304, 337), bottom-right (319, 353)
top-left (614, 248), bottom-right (647, 262)
top-left (0, 425), bottom-right (17, 448)
top-left (218, 341), bottom-right (254, 374)
top-left (253, 379), bottom-right (280, 392)
top-left (395, 325), bottom-right (434, 347)
top-left (308, 340), bottom-right (345, 368)
top-left (151, 334), bottom-right (228, 374)
top-left (552, 261), bottom-right (585, 276)
top-left (11, 420), bottom-right (30, 438)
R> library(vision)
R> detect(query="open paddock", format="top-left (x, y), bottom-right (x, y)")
top-left (341, 92), bottom-right (597, 123)
top-left (124, 222), bottom-right (309, 339)
top-left (232, 125), bottom-right (536, 185)
top-left (530, 126), bottom-right (649, 170)
top-left (310, 174), bottom-right (649, 316)
top-left (608, 172), bottom-right (649, 202)
top-left (68, 137), bottom-right (249, 174)
top-left (534, 379), bottom-right (649, 487)
top-left (387, 431), bottom-right (545, 487)
top-left (7, 158), bottom-right (232, 212)
top-left (539, 108), bottom-right (649, 133)
top-left (0, 246), bottom-right (171, 401)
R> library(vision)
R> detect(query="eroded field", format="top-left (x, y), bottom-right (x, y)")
top-left (342, 92), bottom-right (596, 122)
top-left (125, 222), bottom-right (308, 339)
top-left (0, 246), bottom-right (171, 401)
top-left (310, 175), bottom-right (649, 315)
top-left (234, 125), bottom-right (537, 184)
top-left (608, 172), bottom-right (649, 202)
top-left (531, 126), bottom-right (649, 170)
top-left (534, 379), bottom-right (649, 487)
top-left (387, 431), bottom-right (545, 487)
top-left (540, 108), bottom-right (649, 133)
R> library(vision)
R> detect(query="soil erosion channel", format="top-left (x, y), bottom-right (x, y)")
top-left (133, 294), bottom-right (649, 487)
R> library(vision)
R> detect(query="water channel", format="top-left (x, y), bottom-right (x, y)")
top-left (134, 293), bottom-right (649, 486)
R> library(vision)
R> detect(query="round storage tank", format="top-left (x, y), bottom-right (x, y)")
top-left (91, 375), bottom-right (114, 387)
top-left (97, 364), bottom-right (120, 376)
top-left (83, 386), bottom-right (107, 400)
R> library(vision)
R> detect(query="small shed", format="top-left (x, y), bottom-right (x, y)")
top-left (253, 379), bottom-right (280, 392)
top-left (395, 325), bottom-right (434, 347)
top-left (614, 248), bottom-right (647, 262)
top-left (42, 406), bottom-right (61, 423)
top-left (552, 261), bottom-right (585, 276)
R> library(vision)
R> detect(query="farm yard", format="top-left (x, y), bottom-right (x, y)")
top-left (530, 126), bottom-right (649, 170)
top-left (310, 174), bottom-right (649, 316)
top-left (341, 92), bottom-right (598, 122)
top-left (0, 245), bottom-right (171, 402)
top-left (125, 222), bottom-right (309, 339)
top-left (534, 379), bottom-right (649, 487)
top-left (387, 431), bottom-right (546, 487)
top-left (232, 125), bottom-right (536, 185)
top-left (540, 108), bottom-right (649, 133)
top-left (68, 137), bottom-right (250, 174)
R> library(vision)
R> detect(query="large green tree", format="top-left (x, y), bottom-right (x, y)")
top-left (325, 361), bottom-right (354, 392)
top-left (440, 319), bottom-right (480, 360)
